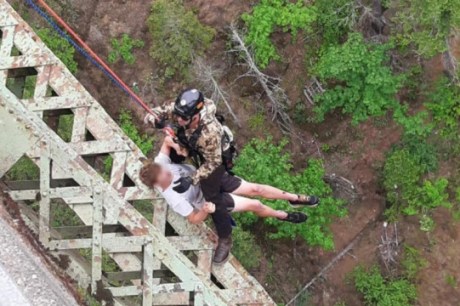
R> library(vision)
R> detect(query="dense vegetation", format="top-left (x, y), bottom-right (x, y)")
top-left (147, 0), bottom-right (215, 78)
top-left (242, 0), bottom-right (317, 68)
top-left (234, 138), bottom-right (346, 250)
top-left (36, 27), bottom-right (78, 74)
top-left (313, 33), bottom-right (402, 124)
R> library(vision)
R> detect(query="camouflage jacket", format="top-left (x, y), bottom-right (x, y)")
top-left (152, 99), bottom-right (223, 185)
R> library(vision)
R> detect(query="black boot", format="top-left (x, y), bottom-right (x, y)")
top-left (213, 237), bottom-right (232, 264)
top-left (289, 195), bottom-right (320, 208)
top-left (278, 212), bottom-right (308, 224)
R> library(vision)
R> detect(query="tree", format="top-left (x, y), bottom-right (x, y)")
top-left (242, 0), bottom-right (317, 68)
top-left (313, 33), bottom-right (403, 124)
top-left (390, 0), bottom-right (460, 57)
top-left (147, 0), bottom-right (215, 79)
top-left (229, 25), bottom-right (292, 133)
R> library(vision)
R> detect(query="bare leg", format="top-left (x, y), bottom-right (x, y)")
top-left (232, 181), bottom-right (299, 201)
top-left (231, 194), bottom-right (288, 219)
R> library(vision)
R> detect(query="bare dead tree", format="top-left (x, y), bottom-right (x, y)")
top-left (193, 58), bottom-right (241, 126)
top-left (379, 222), bottom-right (400, 272)
top-left (443, 36), bottom-right (459, 84)
top-left (229, 24), bottom-right (293, 134)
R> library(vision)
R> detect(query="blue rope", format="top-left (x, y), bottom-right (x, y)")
top-left (25, 0), bottom-right (146, 110)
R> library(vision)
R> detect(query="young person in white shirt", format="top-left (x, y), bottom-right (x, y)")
top-left (140, 136), bottom-right (319, 226)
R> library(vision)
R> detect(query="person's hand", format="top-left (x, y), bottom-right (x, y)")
top-left (203, 202), bottom-right (216, 213)
top-left (172, 176), bottom-right (193, 193)
top-left (144, 113), bottom-right (156, 126)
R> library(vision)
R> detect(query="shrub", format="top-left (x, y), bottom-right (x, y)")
top-left (36, 27), bottom-right (78, 74)
top-left (425, 77), bottom-right (460, 139)
top-left (313, 33), bottom-right (403, 124)
top-left (400, 135), bottom-right (438, 173)
top-left (232, 227), bottom-right (263, 270)
top-left (242, 0), bottom-right (317, 68)
top-left (108, 34), bottom-right (144, 65)
top-left (383, 148), bottom-right (423, 212)
top-left (233, 137), bottom-right (346, 250)
top-left (119, 110), bottom-right (154, 155)
top-left (353, 265), bottom-right (417, 306)
top-left (401, 245), bottom-right (428, 280)
top-left (315, 0), bottom-right (358, 46)
top-left (383, 148), bottom-right (451, 227)
top-left (390, 0), bottom-right (460, 57)
top-left (147, 0), bottom-right (215, 78)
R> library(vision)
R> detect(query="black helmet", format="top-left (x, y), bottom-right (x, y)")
top-left (174, 89), bottom-right (205, 119)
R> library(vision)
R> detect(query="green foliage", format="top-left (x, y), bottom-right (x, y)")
top-left (242, 0), bottom-right (317, 68)
top-left (445, 275), bottom-right (458, 288)
top-left (401, 245), bottom-right (427, 280)
top-left (108, 34), bottom-right (144, 65)
top-left (425, 77), bottom-right (460, 139)
top-left (119, 110), bottom-right (154, 155)
top-left (393, 107), bottom-right (433, 139)
top-left (390, 0), bottom-right (460, 57)
top-left (147, 0), bottom-right (215, 78)
top-left (400, 135), bottom-right (438, 173)
top-left (315, 0), bottom-right (358, 46)
top-left (248, 112), bottom-right (266, 131)
top-left (383, 148), bottom-right (451, 227)
top-left (353, 265), bottom-right (417, 306)
top-left (5, 156), bottom-right (40, 181)
top-left (132, 200), bottom-right (153, 221)
top-left (232, 227), bottom-right (263, 269)
top-left (36, 27), bottom-right (78, 74)
top-left (292, 101), bottom-right (310, 125)
top-left (51, 200), bottom-right (83, 227)
top-left (103, 110), bottom-right (154, 179)
top-left (77, 287), bottom-right (102, 306)
top-left (233, 137), bottom-right (346, 250)
top-left (57, 114), bottom-right (74, 142)
top-left (313, 33), bottom-right (403, 124)
top-left (383, 148), bottom-right (423, 212)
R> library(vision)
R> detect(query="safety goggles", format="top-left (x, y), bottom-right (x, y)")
top-left (174, 113), bottom-right (191, 121)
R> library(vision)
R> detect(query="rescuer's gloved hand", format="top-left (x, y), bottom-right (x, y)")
top-left (144, 113), bottom-right (166, 129)
top-left (173, 176), bottom-right (193, 193)
top-left (144, 113), bottom-right (156, 126)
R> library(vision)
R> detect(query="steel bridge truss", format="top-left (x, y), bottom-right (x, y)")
top-left (0, 1), bottom-right (275, 305)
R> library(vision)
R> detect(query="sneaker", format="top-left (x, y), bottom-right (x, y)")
top-left (279, 212), bottom-right (308, 224)
top-left (289, 195), bottom-right (320, 208)
top-left (213, 237), bottom-right (232, 264)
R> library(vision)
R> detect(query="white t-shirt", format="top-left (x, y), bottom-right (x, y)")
top-left (154, 153), bottom-right (205, 217)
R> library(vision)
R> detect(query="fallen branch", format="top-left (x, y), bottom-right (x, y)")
top-left (285, 233), bottom-right (361, 306)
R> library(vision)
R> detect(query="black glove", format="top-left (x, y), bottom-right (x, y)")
top-left (155, 115), bottom-right (166, 129)
top-left (173, 176), bottom-right (193, 193)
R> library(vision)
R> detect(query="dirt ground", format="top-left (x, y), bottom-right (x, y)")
top-left (7, 0), bottom-right (460, 305)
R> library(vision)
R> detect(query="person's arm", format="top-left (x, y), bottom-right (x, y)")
top-left (144, 101), bottom-right (175, 127)
top-left (190, 126), bottom-right (222, 185)
top-left (186, 202), bottom-right (215, 224)
top-left (161, 135), bottom-right (188, 157)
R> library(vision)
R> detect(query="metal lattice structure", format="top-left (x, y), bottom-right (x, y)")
top-left (0, 1), bottom-right (275, 305)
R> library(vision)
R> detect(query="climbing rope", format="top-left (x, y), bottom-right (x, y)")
top-left (25, 0), bottom-right (156, 115)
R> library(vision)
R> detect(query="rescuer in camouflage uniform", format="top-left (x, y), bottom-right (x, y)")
top-left (145, 89), bottom-right (235, 263)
